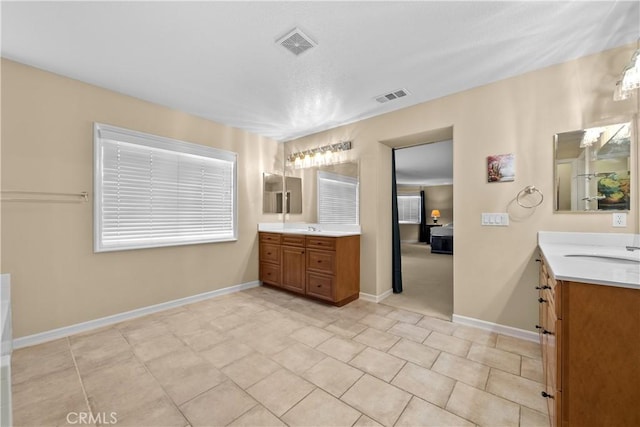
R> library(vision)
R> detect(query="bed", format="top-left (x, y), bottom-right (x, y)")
top-left (431, 223), bottom-right (453, 254)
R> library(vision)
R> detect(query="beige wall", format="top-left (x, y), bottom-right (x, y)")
top-left (3, 43), bottom-right (638, 338)
top-left (425, 185), bottom-right (453, 225)
top-left (1, 60), bottom-right (282, 338)
top-left (284, 43), bottom-right (639, 331)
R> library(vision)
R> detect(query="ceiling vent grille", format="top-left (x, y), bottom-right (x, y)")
top-left (277, 28), bottom-right (316, 56)
top-left (375, 88), bottom-right (410, 104)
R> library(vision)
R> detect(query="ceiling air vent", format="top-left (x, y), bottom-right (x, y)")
top-left (375, 88), bottom-right (410, 104)
top-left (277, 27), bottom-right (316, 56)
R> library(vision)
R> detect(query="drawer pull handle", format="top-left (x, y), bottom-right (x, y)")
top-left (267, 252), bottom-right (271, 255)
top-left (538, 297), bottom-right (547, 303)
top-left (541, 391), bottom-right (554, 399)
top-left (535, 286), bottom-right (551, 290)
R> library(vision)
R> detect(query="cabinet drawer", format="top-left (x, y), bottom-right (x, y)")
top-left (260, 232), bottom-right (281, 244)
top-left (260, 262), bottom-right (280, 285)
top-left (306, 236), bottom-right (336, 250)
top-left (306, 272), bottom-right (333, 300)
top-left (307, 249), bottom-right (336, 274)
top-left (260, 243), bottom-right (281, 264)
top-left (282, 234), bottom-right (305, 247)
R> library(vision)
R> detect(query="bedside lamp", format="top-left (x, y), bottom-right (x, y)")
top-left (431, 209), bottom-right (441, 224)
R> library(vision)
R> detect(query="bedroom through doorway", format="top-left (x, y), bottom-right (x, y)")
top-left (383, 140), bottom-right (454, 320)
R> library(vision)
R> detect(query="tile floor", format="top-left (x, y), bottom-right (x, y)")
top-left (11, 286), bottom-right (549, 427)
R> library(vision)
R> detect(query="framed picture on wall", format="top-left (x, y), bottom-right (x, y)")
top-left (487, 153), bottom-right (515, 182)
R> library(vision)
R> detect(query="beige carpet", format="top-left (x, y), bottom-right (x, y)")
top-left (381, 242), bottom-right (453, 321)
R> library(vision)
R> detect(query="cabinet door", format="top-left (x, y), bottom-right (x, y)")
top-left (281, 246), bottom-right (305, 294)
top-left (306, 249), bottom-right (336, 275)
top-left (306, 271), bottom-right (334, 301)
top-left (260, 262), bottom-right (281, 286)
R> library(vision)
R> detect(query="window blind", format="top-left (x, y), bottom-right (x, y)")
top-left (397, 195), bottom-right (421, 224)
top-left (94, 123), bottom-right (237, 252)
top-left (317, 171), bottom-right (359, 224)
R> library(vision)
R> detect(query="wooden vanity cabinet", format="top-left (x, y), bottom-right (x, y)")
top-left (280, 235), bottom-right (306, 294)
top-left (259, 232), bottom-right (281, 286)
top-left (259, 232), bottom-right (360, 306)
top-left (538, 256), bottom-right (639, 427)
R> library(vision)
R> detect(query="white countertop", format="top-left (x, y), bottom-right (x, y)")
top-left (258, 222), bottom-right (361, 237)
top-left (538, 232), bottom-right (639, 290)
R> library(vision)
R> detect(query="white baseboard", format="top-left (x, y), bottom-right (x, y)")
top-left (13, 280), bottom-right (260, 349)
top-left (452, 314), bottom-right (539, 343)
top-left (359, 288), bottom-right (393, 303)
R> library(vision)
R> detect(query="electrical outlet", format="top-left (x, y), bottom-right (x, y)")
top-left (612, 213), bottom-right (627, 227)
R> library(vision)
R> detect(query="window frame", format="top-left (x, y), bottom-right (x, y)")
top-left (93, 123), bottom-right (237, 253)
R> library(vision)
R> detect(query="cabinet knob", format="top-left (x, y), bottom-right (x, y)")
top-left (538, 297), bottom-right (547, 303)
top-left (535, 259), bottom-right (541, 263)
top-left (541, 391), bottom-right (554, 399)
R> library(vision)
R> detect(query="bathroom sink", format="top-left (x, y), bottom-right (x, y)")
top-left (564, 254), bottom-right (640, 264)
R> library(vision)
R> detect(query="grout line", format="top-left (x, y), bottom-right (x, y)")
top-left (67, 336), bottom-right (94, 421)
top-left (387, 359), bottom-right (407, 384)
top-left (390, 393), bottom-right (413, 426)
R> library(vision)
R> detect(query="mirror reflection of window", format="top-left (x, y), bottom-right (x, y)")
top-left (554, 122), bottom-right (632, 212)
top-left (317, 171), bottom-right (359, 224)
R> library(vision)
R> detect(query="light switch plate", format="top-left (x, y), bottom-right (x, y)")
top-left (612, 213), bottom-right (627, 227)
top-left (481, 213), bottom-right (509, 226)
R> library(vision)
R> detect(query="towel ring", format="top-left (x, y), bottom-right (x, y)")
top-left (517, 185), bottom-right (544, 208)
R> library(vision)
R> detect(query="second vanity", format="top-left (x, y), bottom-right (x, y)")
top-left (258, 223), bottom-right (361, 306)
top-left (537, 232), bottom-right (639, 427)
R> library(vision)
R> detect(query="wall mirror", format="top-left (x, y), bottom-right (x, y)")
top-left (554, 121), bottom-right (632, 212)
top-left (263, 173), bottom-right (302, 214)
top-left (285, 161), bottom-right (359, 224)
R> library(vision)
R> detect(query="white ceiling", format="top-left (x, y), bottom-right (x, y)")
top-left (2, 1), bottom-right (639, 143)
top-left (395, 140), bottom-right (453, 187)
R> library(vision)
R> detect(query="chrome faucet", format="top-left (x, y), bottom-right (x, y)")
top-left (626, 246), bottom-right (640, 252)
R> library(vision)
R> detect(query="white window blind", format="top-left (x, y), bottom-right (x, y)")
top-left (94, 123), bottom-right (237, 252)
top-left (317, 171), bottom-right (359, 224)
top-left (397, 195), bottom-right (421, 224)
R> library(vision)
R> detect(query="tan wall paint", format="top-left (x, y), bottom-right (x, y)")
top-left (1, 60), bottom-right (282, 338)
top-left (285, 44), bottom-right (639, 331)
top-left (425, 185), bottom-right (453, 225)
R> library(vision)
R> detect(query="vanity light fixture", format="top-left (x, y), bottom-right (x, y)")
top-left (287, 141), bottom-right (352, 169)
top-left (580, 127), bottom-right (603, 148)
top-left (614, 44), bottom-right (640, 101)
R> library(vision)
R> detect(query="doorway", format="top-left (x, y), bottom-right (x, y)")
top-left (382, 140), bottom-right (454, 320)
